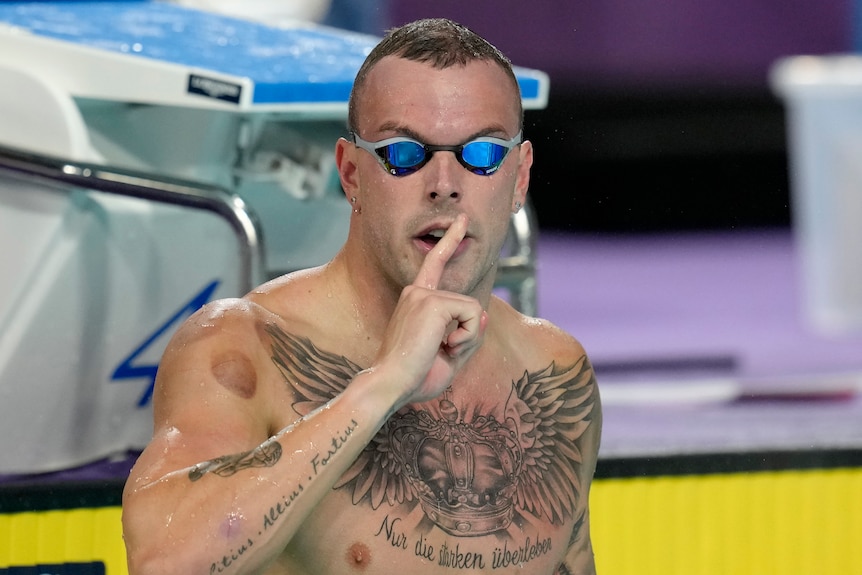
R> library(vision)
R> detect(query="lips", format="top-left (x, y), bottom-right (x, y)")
top-left (418, 228), bottom-right (447, 245)
top-left (415, 221), bottom-right (455, 244)
top-left (414, 220), bottom-right (468, 253)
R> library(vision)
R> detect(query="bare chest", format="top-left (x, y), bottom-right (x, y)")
top-left (269, 371), bottom-right (592, 575)
top-left (261, 328), bottom-right (596, 574)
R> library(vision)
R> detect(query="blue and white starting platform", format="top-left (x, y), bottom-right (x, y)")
top-left (0, 1), bottom-right (548, 113)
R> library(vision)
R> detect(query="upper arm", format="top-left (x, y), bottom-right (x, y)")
top-left (529, 319), bottom-right (602, 575)
top-left (126, 299), bottom-right (284, 490)
top-left (568, 342), bottom-right (602, 575)
top-left (557, 357), bottom-right (601, 575)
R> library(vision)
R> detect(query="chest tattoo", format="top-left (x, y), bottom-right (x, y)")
top-left (267, 325), bottom-right (597, 538)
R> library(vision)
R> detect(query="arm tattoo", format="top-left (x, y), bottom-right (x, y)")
top-left (189, 439), bottom-right (283, 482)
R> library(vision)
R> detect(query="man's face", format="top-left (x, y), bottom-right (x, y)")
top-left (342, 56), bottom-right (532, 297)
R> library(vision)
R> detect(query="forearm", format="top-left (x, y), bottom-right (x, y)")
top-left (123, 369), bottom-right (399, 575)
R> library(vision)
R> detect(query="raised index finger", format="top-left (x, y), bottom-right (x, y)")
top-left (414, 214), bottom-right (469, 290)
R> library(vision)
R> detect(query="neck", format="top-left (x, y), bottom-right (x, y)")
top-left (328, 249), bottom-right (400, 340)
top-left (329, 246), bottom-right (497, 342)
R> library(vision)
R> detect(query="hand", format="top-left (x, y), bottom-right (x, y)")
top-left (373, 214), bottom-right (488, 406)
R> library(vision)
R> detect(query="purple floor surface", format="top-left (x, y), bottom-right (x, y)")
top-left (535, 228), bottom-right (862, 458)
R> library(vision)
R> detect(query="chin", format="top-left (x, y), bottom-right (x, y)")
top-left (438, 272), bottom-right (485, 296)
top-left (436, 280), bottom-right (468, 295)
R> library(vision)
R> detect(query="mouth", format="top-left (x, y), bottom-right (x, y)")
top-left (418, 228), bottom-right (447, 246)
top-left (414, 221), bottom-right (470, 254)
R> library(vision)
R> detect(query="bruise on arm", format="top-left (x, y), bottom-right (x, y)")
top-left (146, 303), bottom-right (278, 467)
top-left (211, 350), bottom-right (258, 400)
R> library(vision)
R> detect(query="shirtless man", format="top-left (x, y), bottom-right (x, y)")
top-left (122, 18), bottom-right (602, 575)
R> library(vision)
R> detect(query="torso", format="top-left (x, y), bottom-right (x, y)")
top-left (238, 267), bottom-right (598, 574)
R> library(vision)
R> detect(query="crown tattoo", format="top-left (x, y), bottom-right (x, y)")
top-left (388, 391), bottom-right (523, 536)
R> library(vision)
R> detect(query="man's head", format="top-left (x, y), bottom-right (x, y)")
top-left (336, 19), bottom-right (532, 301)
top-left (348, 19), bottom-right (523, 134)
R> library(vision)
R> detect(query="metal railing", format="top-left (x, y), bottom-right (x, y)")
top-left (496, 203), bottom-right (538, 316)
top-left (0, 144), bottom-right (265, 294)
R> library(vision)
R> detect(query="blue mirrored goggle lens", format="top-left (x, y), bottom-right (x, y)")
top-left (461, 141), bottom-right (509, 172)
top-left (380, 141), bottom-right (426, 170)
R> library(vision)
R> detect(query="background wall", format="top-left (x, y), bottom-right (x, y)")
top-left (348, 0), bottom-right (855, 232)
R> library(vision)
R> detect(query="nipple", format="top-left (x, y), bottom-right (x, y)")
top-left (346, 542), bottom-right (371, 571)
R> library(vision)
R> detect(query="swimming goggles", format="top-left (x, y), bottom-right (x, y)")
top-left (351, 131), bottom-right (522, 176)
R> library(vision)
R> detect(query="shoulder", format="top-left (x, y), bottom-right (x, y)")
top-left (488, 296), bottom-right (601, 430)
top-left (163, 266), bottom-right (329, 360)
top-left (153, 298), bottom-right (284, 418)
top-left (488, 296), bottom-right (589, 367)
top-left (154, 265), bottom-right (357, 418)
top-left (161, 297), bottom-right (278, 366)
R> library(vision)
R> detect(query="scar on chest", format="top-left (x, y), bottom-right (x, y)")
top-left (346, 542), bottom-right (371, 571)
top-left (210, 350), bottom-right (257, 399)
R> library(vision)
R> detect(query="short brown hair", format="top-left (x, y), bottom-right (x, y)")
top-left (348, 18), bottom-right (523, 133)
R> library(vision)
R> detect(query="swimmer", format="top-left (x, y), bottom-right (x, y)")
top-left (122, 18), bottom-right (602, 575)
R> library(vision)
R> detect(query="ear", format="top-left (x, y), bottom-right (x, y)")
top-left (512, 139), bottom-right (533, 212)
top-left (335, 136), bottom-right (360, 202)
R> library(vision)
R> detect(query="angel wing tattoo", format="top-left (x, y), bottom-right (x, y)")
top-left (267, 325), bottom-right (598, 537)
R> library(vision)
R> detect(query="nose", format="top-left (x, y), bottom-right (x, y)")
top-left (426, 150), bottom-right (462, 202)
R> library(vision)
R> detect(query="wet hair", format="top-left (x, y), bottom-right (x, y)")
top-left (347, 18), bottom-right (523, 133)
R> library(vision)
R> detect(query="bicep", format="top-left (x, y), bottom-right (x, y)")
top-left (132, 324), bottom-right (281, 488)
